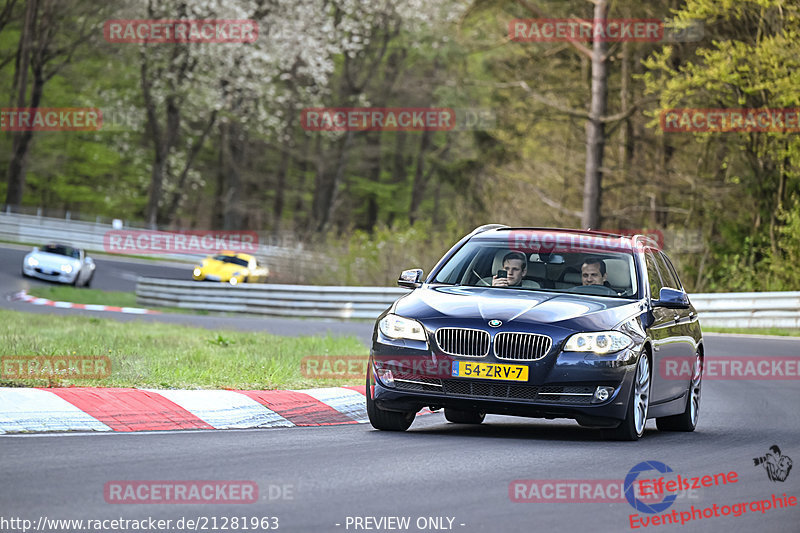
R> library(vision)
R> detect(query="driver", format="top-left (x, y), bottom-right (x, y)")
top-left (581, 258), bottom-right (611, 287)
top-left (492, 252), bottom-right (528, 287)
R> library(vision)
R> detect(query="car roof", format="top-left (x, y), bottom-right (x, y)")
top-left (212, 251), bottom-right (254, 260)
top-left (470, 226), bottom-right (662, 252)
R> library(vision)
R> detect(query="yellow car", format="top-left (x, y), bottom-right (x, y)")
top-left (192, 252), bottom-right (269, 285)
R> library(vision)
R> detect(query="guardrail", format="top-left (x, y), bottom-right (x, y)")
top-left (136, 277), bottom-right (409, 319)
top-left (136, 278), bottom-right (800, 327)
top-left (690, 292), bottom-right (800, 329)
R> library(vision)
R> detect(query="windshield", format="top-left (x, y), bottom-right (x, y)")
top-left (432, 239), bottom-right (639, 298)
top-left (42, 244), bottom-right (80, 259)
top-left (212, 255), bottom-right (249, 267)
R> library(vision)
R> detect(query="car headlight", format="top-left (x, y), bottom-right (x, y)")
top-left (564, 331), bottom-right (632, 354)
top-left (60, 264), bottom-right (73, 274)
top-left (27, 257), bottom-right (39, 266)
top-left (378, 314), bottom-right (427, 342)
top-left (193, 267), bottom-right (202, 276)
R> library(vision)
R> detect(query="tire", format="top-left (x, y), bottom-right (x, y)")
top-left (83, 274), bottom-right (93, 288)
top-left (444, 408), bottom-right (486, 424)
top-left (366, 375), bottom-right (415, 431)
top-left (604, 353), bottom-right (651, 441)
top-left (657, 352), bottom-right (702, 432)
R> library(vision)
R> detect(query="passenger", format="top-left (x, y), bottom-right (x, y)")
top-left (492, 252), bottom-right (528, 287)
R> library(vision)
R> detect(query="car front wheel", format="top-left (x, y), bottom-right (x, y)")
top-left (657, 351), bottom-right (702, 432)
top-left (366, 375), bottom-right (415, 431)
top-left (604, 353), bottom-right (650, 441)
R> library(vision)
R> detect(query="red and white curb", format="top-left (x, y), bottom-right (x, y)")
top-left (11, 290), bottom-right (160, 315)
top-left (0, 386), bottom-right (431, 434)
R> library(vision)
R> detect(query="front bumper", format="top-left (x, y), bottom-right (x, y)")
top-left (22, 265), bottom-right (78, 284)
top-left (370, 337), bottom-right (640, 426)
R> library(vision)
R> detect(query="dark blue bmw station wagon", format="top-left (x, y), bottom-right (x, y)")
top-left (367, 225), bottom-right (704, 440)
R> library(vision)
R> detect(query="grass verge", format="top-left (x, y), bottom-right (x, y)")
top-left (25, 286), bottom-right (209, 315)
top-left (0, 309), bottom-right (367, 389)
top-left (27, 286), bottom-right (139, 307)
top-left (703, 327), bottom-right (800, 337)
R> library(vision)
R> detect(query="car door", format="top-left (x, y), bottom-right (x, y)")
top-left (658, 250), bottom-right (700, 362)
top-left (644, 248), bottom-right (685, 403)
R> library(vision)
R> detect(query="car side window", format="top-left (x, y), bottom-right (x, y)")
top-left (644, 250), bottom-right (663, 299)
top-left (652, 252), bottom-right (679, 290)
top-left (657, 252), bottom-right (682, 290)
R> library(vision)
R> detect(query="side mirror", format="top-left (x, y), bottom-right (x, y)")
top-left (397, 268), bottom-right (424, 289)
top-left (653, 287), bottom-right (690, 309)
top-left (32, 246), bottom-right (39, 253)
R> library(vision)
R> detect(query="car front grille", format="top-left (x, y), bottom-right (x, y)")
top-left (441, 380), bottom-right (540, 400)
top-left (536, 386), bottom-right (595, 404)
top-left (393, 379), bottom-right (594, 404)
top-left (493, 332), bottom-right (552, 361)
top-left (435, 328), bottom-right (490, 357)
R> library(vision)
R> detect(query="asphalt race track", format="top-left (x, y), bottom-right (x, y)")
top-left (1, 244), bottom-right (799, 532)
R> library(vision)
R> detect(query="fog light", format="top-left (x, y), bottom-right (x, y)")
top-left (376, 368), bottom-right (395, 388)
top-left (592, 386), bottom-right (614, 403)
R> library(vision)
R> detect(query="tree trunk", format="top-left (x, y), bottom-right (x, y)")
top-left (386, 132), bottom-right (407, 227)
top-left (408, 129), bottom-right (432, 225)
top-left (364, 130), bottom-right (382, 231)
top-left (292, 134), bottom-right (310, 232)
top-left (581, 0), bottom-right (609, 230)
top-left (4, 0), bottom-right (37, 208)
top-left (272, 145), bottom-right (290, 231)
top-left (222, 121), bottom-right (244, 230)
top-left (211, 122), bottom-right (228, 229)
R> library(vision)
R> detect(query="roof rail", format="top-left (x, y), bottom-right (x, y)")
top-left (470, 223), bottom-right (508, 235)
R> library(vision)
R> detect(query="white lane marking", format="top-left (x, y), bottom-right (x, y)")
top-left (294, 387), bottom-right (368, 423)
top-left (121, 307), bottom-right (149, 314)
top-left (147, 389), bottom-right (294, 429)
top-left (0, 388), bottom-right (112, 434)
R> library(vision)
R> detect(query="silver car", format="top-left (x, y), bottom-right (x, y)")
top-left (22, 243), bottom-right (96, 287)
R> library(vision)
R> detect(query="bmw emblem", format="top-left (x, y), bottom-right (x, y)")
top-left (488, 319), bottom-right (502, 327)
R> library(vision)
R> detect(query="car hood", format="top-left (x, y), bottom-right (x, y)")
top-left (28, 251), bottom-right (81, 268)
top-left (393, 285), bottom-right (641, 331)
